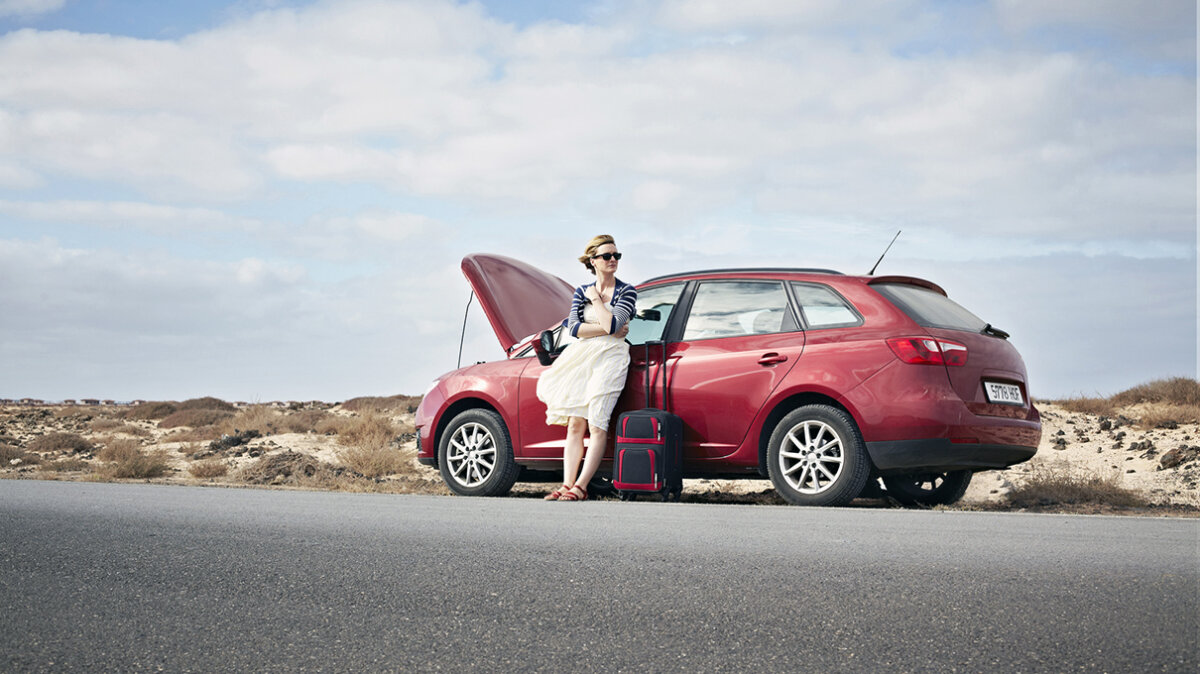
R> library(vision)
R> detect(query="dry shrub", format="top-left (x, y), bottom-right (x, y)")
top-left (28, 432), bottom-right (94, 454)
top-left (90, 418), bottom-right (152, 437)
top-left (1112, 377), bottom-right (1199, 407)
top-left (1051, 378), bottom-right (1200, 429)
top-left (341, 395), bottom-right (421, 414)
top-left (315, 415), bottom-right (345, 436)
top-left (329, 411), bottom-right (408, 478)
top-left (164, 427), bottom-right (224, 443)
top-left (238, 450), bottom-right (330, 484)
top-left (1055, 396), bottom-right (1116, 417)
top-left (1, 444), bottom-right (40, 466)
top-left (333, 412), bottom-right (397, 449)
top-left (283, 409), bottom-right (330, 434)
top-left (124, 401), bottom-right (179, 421)
top-left (39, 457), bottom-right (90, 472)
top-left (338, 445), bottom-right (414, 478)
top-left (215, 405), bottom-right (282, 436)
top-left (0, 444), bottom-right (23, 463)
top-left (97, 438), bottom-right (144, 463)
top-left (96, 448), bottom-right (170, 479)
top-left (189, 458), bottom-right (229, 479)
top-left (1006, 462), bottom-right (1147, 508)
top-left (1137, 405), bottom-right (1200, 429)
top-left (237, 449), bottom-right (435, 494)
top-left (159, 408), bottom-right (234, 429)
top-left (178, 397), bottom-right (236, 412)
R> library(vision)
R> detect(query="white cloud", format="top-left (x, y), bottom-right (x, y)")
top-left (0, 0), bottom-right (63, 19)
top-left (509, 20), bottom-right (631, 58)
top-left (5, 108), bottom-right (263, 198)
top-left (656, 0), bottom-right (916, 32)
top-left (0, 161), bottom-right (41, 189)
top-left (630, 180), bottom-right (683, 211)
top-left (0, 0), bottom-right (1193, 400)
top-left (0, 0), bottom-right (1191, 240)
top-left (0, 235), bottom-right (458, 400)
top-left (995, 0), bottom-right (1196, 61)
top-left (0, 199), bottom-right (260, 231)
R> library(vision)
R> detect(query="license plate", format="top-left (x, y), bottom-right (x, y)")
top-left (984, 382), bottom-right (1024, 405)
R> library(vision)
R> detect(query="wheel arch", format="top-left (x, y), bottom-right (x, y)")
top-left (757, 391), bottom-right (867, 476)
top-left (433, 397), bottom-right (505, 462)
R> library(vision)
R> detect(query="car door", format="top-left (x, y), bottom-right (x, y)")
top-left (614, 281), bottom-right (688, 417)
top-left (663, 280), bottom-right (805, 461)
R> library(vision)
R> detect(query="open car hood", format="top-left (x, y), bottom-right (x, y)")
top-left (461, 253), bottom-right (575, 354)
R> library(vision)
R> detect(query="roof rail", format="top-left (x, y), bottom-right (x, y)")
top-left (639, 267), bottom-right (844, 285)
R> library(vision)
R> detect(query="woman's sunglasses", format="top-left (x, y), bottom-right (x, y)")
top-left (591, 252), bottom-right (622, 261)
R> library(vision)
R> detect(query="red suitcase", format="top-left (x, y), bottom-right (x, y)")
top-left (613, 340), bottom-right (683, 501)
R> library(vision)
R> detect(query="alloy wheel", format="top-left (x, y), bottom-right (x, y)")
top-left (445, 421), bottom-right (497, 488)
top-left (778, 419), bottom-right (845, 495)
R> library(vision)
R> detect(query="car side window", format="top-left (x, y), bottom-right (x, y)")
top-left (790, 282), bottom-right (862, 329)
top-left (626, 283), bottom-right (684, 346)
top-left (682, 281), bottom-right (796, 341)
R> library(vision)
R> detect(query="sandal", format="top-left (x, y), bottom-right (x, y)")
top-left (544, 485), bottom-right (571, 501)
top-left (559, 484), bottom-right (588, 502)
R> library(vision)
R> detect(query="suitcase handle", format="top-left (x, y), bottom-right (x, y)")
top-left (645, 340), bottom-right (671, 411)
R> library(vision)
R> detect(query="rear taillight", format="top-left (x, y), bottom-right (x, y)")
top-left (887, 337), bottom-right (968, 367)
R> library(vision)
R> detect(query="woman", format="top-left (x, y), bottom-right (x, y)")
top-left (536, 235), bottom-right (637, 501)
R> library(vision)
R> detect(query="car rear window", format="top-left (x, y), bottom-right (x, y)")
top-left (872, 283), bottom-right (987, 332)
top-left (789, 282), bottom-right (862, 329)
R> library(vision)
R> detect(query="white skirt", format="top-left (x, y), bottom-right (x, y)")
top-left (536, 333), bottom-right (630, 432)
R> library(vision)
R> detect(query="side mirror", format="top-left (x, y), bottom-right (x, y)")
top-left (636, 308), bottom-right (662, 322)
top-left (534, 330), bottom-right (556, 367)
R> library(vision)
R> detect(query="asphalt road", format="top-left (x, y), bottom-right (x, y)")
top-left (2, 481), bottom-right (1197, 672)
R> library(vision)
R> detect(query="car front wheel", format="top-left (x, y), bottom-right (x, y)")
top-left (438, 409), bottom-right (520, 497)
top-left (767, 405), bottom-right (870, 507)
top-left (882, 470), bottom-right (972, 506)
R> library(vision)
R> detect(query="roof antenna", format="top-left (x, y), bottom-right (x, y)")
top-left (457, 290), bottom-right (474, 369)
top-left (868, 230), bottom-right (902, 276)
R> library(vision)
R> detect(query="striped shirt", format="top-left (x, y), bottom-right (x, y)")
top-left (566, 279), bottom-right (638, 338)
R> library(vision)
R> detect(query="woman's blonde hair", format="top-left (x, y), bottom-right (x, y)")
top-left (578, 234), bottom-right (616, 275)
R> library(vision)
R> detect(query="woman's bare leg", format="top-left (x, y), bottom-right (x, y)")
top-left (576, 425), bottom-right (608, 489)
top-left (563, 417), bottom-right (587, 487)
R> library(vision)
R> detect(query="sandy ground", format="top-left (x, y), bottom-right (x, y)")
top-left (3, 402), bottom-right (1197, 512)
top-left (964, 402), bottom-right (1200, 507)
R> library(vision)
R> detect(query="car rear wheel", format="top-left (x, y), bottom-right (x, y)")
top-left (438, 409), bottom-right (520, 497)
top-left (766, 405), bottom-right (870, 507)
top-left (882, 470), bottom-right (972, 506)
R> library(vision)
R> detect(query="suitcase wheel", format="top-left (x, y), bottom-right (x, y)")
top-left (619, 492), bottom-right (635, 501)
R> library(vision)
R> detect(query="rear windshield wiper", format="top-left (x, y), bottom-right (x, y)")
top-left (982, 323), bottom-right (1010, 339)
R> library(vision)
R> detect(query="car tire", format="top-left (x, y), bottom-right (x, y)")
top-left (881, 470), bottom-right (972, 506)
top-left (438, 409), bottom-right (520, 497)
top-left (766, 405), bottom-right (870, 507)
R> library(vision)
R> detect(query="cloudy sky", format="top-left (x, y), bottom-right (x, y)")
top-left (0, 0), bottom-right (1195, 403)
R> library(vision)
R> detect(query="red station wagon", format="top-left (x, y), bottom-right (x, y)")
top-left (415, 254), bottom-right (1041, 506)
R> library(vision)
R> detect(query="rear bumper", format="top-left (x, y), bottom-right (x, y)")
top-left (866, 438), bottom-right (1036, 475)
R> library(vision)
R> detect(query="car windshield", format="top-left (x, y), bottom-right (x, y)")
top-left (872, 283), bottom-right (987, 332)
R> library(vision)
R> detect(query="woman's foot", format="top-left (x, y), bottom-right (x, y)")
top-left (544, 485), bottom-right (571, 501)
top-left (559, 484), bottom-right (588, 502)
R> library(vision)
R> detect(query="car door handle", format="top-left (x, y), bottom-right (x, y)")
top-left (758, 353), bottom-right (788, 365)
